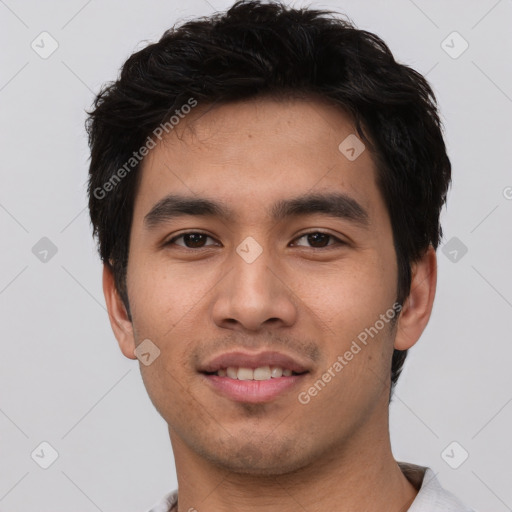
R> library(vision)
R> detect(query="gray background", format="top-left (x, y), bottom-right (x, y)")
top-left (1, 0), bottom-right (511, 510)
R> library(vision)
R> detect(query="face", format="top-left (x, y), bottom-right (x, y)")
top-left (121, 96), bottom-right (402, 474)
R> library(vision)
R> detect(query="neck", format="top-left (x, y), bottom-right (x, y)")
top-left (168, 412), bottom-right (419, 512)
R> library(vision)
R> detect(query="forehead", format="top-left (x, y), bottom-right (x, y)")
top-left (133, 96), bottom-right (385, 227)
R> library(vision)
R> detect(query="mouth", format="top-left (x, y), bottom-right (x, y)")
top-left (199, 351), bottom-right (310, 403)
top-left (205, 366), bottom-right (302, 379)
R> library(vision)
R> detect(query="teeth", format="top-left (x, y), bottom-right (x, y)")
top-left (270, 366), bottom-right (283, 378)
top-left (237, 367), bottom-right (253, 381)
top-left (219, 366), bottom-right (295, 380)
top-left (253, 366), bottom-right (271, 380)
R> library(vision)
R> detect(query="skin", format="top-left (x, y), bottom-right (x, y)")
top-left (103, 95), bottom-right (437, 512)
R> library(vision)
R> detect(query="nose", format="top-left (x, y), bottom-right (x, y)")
top-left (211, 245), bottom-right (298, 333)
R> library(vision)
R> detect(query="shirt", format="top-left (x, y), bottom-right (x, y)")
top-left (145, 462), bottom-right (475, 512)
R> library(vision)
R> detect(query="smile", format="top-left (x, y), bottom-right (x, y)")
top-left (215, 366), bottom-right (296, 380)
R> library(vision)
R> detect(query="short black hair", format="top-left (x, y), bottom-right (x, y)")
top-left (86, 0), bottom-right (451, 389)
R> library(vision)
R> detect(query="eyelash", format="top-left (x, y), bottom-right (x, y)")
top-left (164, 231), bottom-right (346, 250)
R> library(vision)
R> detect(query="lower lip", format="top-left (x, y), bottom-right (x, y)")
top-left (203, 374), bottom-right (306, 403)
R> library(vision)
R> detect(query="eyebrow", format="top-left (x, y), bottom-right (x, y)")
top-left (143, 192), bottom-right (370, 230)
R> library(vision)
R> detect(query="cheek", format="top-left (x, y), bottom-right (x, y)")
top-left (138, 357), bottom-right (208, 439)
top-left (294, 253), bottom-right (396, 333)
top-left (127, 256), bottom-right (209, 340)
top-left (293, 252), bottom-right (398, 392)
top-left (127, 258), bottom-right (214, 402)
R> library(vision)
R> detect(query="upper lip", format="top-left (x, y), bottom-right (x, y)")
top-left (199, 350), bottom-right (310, 374)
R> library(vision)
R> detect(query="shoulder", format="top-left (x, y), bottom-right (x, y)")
top-left (144, 490), bottom-right (178, 512)
top-left (399, 462), bottom-right (476, 512)
top-left (146, 466), bottom-right (478, 512)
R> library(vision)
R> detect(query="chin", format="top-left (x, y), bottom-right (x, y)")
top-left (200, 439), bottom-right (313, 476)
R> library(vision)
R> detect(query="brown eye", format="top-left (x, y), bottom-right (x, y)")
top-left (292, 232), bottom-right (344, 248)
top-left (166, 232), bottom-right (217, 248)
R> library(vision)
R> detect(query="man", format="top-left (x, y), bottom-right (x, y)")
top-left (86, 1), bottom-right (475, 510)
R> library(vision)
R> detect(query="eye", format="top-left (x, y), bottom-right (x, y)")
top-left (164, 231), bottom-right (345, 250)
top-left (291, 231), bottom-right (345, 249)
top-left (165, 232), bottom-right (219, 249)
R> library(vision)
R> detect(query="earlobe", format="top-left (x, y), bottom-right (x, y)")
top-left (102, 264), bottom-right (137, 360)
top-left (394, 245), bottom-right (437, 351)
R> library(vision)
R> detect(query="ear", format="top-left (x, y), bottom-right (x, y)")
top-left (394, 245), bottom-right (437, 351)
top-left (102, 264), bottom-right (137, 360)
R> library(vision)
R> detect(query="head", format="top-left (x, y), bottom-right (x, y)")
top-left (87, 0), bottom-right (450, 474)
